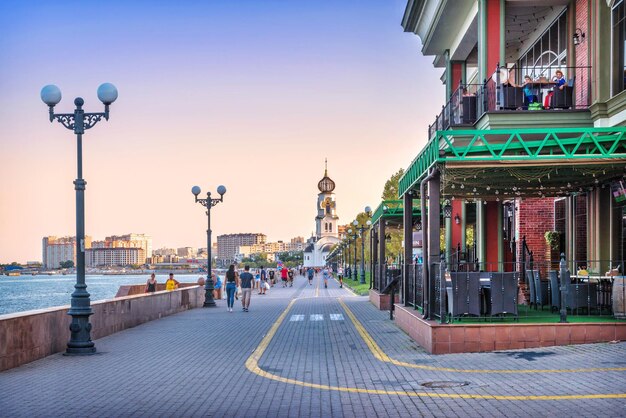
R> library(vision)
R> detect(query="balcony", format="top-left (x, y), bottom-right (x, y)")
top-left (427, 65), bottom-right (593, 140)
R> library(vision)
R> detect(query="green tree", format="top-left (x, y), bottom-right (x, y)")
top-left (59, 260), bottom-right (74, 269)
top-left (381, 168), bottom-right (405, 200)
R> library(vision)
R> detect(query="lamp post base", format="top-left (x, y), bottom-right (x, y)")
top-left (203, 288), bottom-right (217, 307)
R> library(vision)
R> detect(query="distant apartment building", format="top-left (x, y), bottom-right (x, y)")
top-left (42, 236), bottom-right (92, 269)
top-left (177, 247), bottom-right (197, 258)
top-left (153, 247), bottom-right (177, 256)
top-left (86, 247), bottom-right (145, 267)
top-left (236, 237), bottom-right (305, 262)
top-left (92, 233), bottom-right (152, 258)
top-left (217, 233), bottom-right (266, 263)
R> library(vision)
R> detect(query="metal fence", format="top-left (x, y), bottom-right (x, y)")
top-left (409, 257), bottom-right (624, 324)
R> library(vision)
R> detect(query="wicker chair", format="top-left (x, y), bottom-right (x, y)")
top-left (450, 271), bottom-right (481, 319)
top-left (490, 272), bottom-right (519, 320)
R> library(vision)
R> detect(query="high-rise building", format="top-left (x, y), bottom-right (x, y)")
top-left (97, 233), bottom-right (152, 258)
top-left (86, 248), bottom-right (146, 267)
top-left (42, 236), bottom-right (92, 269)
top-left (217, 233), bottom-right (266, 263)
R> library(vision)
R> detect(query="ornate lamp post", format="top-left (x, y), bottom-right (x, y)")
top-left (41, 83), bottom-right (118, 355)
top-left (353, 206), bottom-right (372, 284)
top-left (348, 227), bottom-right (359, 281)
top-left (192, 185), bottom-right (226, 307)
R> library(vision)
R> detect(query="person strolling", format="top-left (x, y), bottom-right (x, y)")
top-left (145, 273), bottom-right (157, 293)
top-left (337, 266), bottom-right (344, 288)
top-left (307, 267), bottom-right (314, 285)
top-left (239, 265), bottom-right (254, 312)
top-left (225, 264), bottom-right (238, 312)
top-left (323, 266), bottom-right (330, 289)
top-left (281, 267), bottom-right (288, 287)
top-left (259, 266), bottom-right (267, 295)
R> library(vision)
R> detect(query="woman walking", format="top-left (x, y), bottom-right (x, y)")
top-left (225, 264), bottom-right (239, 312)
top-left (145, 273), bottom-right (157, 293)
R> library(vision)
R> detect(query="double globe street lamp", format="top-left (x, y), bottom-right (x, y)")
top-left (192, 185), bottom-right (226, 307)
top-left (41, 83), bottom-right (118, 355)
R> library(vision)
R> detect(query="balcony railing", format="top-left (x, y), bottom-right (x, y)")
top-left (427, 64), bottom-right (592, 140)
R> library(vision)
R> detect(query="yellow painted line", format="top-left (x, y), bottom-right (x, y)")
top-left (245, 298), bottom-right (626, 400)
top-left (338, 299), bottom-right (626, 374)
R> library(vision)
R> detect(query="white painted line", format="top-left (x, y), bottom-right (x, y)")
top-left (290, 315), bottom-right (304, 322)
top-left (310, 314), bottom-right (324, 321)
top-left (329, 314), bottom-right (344, 321)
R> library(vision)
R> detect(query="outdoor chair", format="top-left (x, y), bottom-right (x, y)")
top-left (533, 269), bottom-right (550, 310)
top-left (548, 271), bottom-right (560, 312)
top-left (551, 78), bottom-right (575, 109)
top-left (489, 272), bottom-right (519, 320)
top-left (525, 270), bottom-right (536, 308)
top-left (502, 85), bottom-right (524, 110)
top-left (450, 271), bottom-right (481, 319)
top-left (566, 282), bottom-right (598, 315)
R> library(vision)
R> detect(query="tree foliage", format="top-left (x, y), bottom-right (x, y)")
top-left (59, 260), bottom-right (74, 269)
top-left (381, 168), bottom-right (405, 201)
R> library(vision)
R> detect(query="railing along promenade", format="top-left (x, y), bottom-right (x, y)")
top-left (0, 285), bottom-right (204, 371)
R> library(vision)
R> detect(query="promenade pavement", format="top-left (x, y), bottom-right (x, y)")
top-left (1, 273), bottom-right (625, 417)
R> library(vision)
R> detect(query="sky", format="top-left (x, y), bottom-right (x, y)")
top-left (0, 0), bottom-right (444, 263)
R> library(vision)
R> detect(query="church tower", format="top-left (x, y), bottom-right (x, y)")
top-left (315, 159), bottom-right (339, 239)
top-left (304, 159), bottom-right (341, 267)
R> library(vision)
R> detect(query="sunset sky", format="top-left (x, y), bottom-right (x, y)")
top-left (0, 0), bottom-right (444, 263)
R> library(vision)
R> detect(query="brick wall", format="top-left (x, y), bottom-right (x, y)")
top-left (517, 198), bottom-right (555, 264)
top-left (575, 0), bottom-right (590, 107)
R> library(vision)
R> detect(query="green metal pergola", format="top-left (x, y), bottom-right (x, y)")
top-left (399, 127), bottom-right (626, 197)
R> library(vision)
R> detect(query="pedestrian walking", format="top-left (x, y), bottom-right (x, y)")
top-left (307, 267), bottom-right (314, 285)
top-left (281, 267), bottom-right (288, 287)
top-left (337, 266), bottom-right (344, 288)
top-left (288, 268), bottom-right (294, 287)
top-left (225, 264), bottom-right (238, 312)
top-left (145, 273), bottom-right (157, 293)
top-left (259, 266), bottom-right (267, 295)
top-left (239, 265), bottom-right (254, 312)
top-left (165, 273), bottom-right (179, 291)
top-left (323, 267), bottom-right (329, 288)
top-left (269, 269), bottom-right (275, 287)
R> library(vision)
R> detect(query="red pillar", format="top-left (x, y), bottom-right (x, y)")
top-left (486, 0), bottom-right (502, 72)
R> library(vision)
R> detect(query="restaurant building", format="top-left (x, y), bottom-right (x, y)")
top-left (349, 0), bottom-right (626, 352)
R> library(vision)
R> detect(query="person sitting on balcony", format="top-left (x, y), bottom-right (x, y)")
top-left (544, 69), bottom-right (566, 108)
top-left (521, 75), bottom-right (538, 108)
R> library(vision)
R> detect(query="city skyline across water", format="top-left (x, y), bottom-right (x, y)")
top-left (0, 0), bottom-right (443, 263)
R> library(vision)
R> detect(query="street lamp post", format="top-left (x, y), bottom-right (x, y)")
top-left (353, 207), bottom-right (372, 285)
top-left (349, 227), bottom-right (358, 281)
top-left (192, 185), bottom-right (226, 307)
top-left (41, 83), bottom-right (118, 355)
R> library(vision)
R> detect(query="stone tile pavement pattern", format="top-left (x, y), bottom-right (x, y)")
top-left (1, 274), bottom-right (625, 417)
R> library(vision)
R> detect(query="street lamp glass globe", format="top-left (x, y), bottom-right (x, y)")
top-left (191, 186), bottom-right (201, 196)
top-left (97, 83), bottom-right (118, 105)
top-left (364, 206), bottom-right (371, 214)
top-left (366, 220), bottom-right (372, 226)
top-left (217, 185), bottom-right (226, 195)
top-left (353, 220), bottom-right (358, 226)
top-left (41, 85), bottom-right (62, 106)
top-left (348, 229), bottom-right (352, 234)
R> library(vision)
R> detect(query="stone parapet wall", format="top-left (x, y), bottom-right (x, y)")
top-left (0, 286), bottom-right (204, 371)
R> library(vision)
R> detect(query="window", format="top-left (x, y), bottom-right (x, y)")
top-left (613, 0), bottom-right (626, 94)
top-left (518, 12), bottom-right (567, 80)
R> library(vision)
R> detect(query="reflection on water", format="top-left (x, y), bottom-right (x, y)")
top-left (0, 274), bottom-right (201, 315)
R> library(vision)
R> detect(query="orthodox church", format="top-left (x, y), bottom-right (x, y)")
top-left (303, 162), bottom-right (341, 267)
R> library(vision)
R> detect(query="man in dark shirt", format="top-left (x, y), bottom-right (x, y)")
top-left (239, 265), bottom-right (254, 312)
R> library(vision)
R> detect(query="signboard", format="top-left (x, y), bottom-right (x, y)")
top-left (611, 180), bottom-right (626, 206)
top-left (412, 231), bottom-right (423, 248)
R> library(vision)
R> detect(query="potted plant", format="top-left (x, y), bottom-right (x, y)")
top-left (544, 231), bottom-right (560, 251)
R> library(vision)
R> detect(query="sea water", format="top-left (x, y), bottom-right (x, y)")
top-left (0, 274), bottom-right (201, 316)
